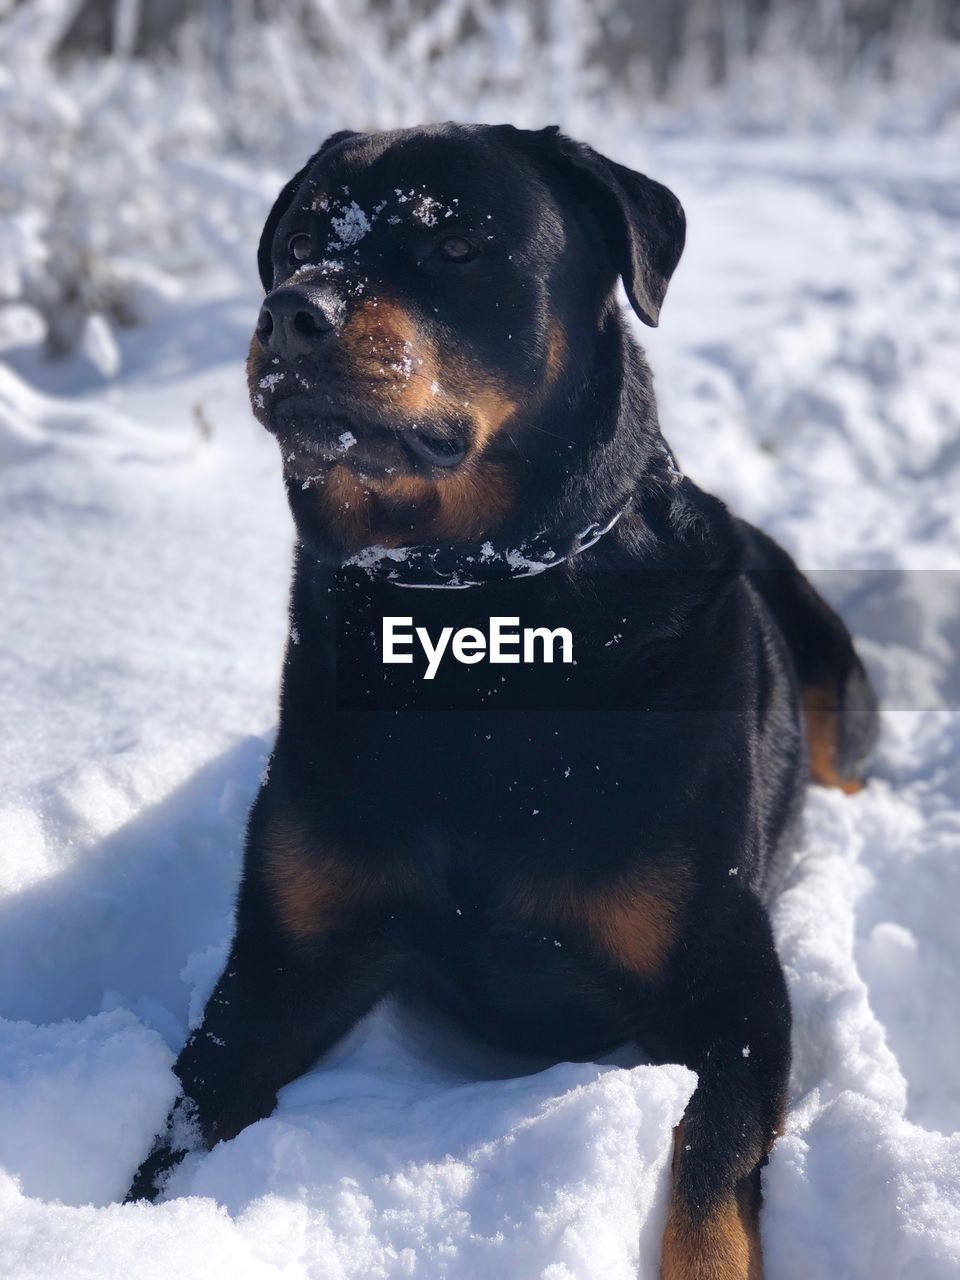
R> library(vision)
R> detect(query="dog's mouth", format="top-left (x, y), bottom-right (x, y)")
top-left (403, 427), bottom-right (468, 469)
top-left (273, 396), bottom-right (469, 477)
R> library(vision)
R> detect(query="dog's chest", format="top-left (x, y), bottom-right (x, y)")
top-left (323, 705), bottom-right (655, 857)
top-left (300, 711), bottom-right (690, 1058)
top-left (389, 852), bottom-right (671, 1060)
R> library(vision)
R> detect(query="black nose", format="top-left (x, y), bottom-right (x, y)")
top-left (257, 286), bottom-right (336, 361)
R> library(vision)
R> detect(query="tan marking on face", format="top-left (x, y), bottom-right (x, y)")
top-left (340, 299), bottom-right (440, 414)
top-left (316, 464), bottom-right (380, 550)
top-left (461, 379), bottom-right (519, 449)
top-left (801, 683), bottom-right (864, 795)
top-left (262, 817), bottom-right (386, 943)
top-left (341, 299), bottom-right (521, 448)
top-left (359, 467), bottom-right (514, 543)
top-left (315, 455), bottom-right (514, 552)
top-left (343, 298), bottom-right (420, 357)
top-left (426, 462), bottom-right (515, 540)
top-left (250, 288), bottom-right (550, 550)
top-left (544, 319), bottom-right (566, 388)
top-left (509, 861), bottom-right (691, 980)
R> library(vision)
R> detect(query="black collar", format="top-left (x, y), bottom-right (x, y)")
top-left (340, 501), bottom-right (631, 590)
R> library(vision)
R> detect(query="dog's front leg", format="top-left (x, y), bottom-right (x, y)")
top-left (651, 884), bottom-right (791, 1280)
top-left (125, 797), bottom-right (396, 1202)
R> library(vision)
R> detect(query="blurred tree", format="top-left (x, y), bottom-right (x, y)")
top-left (51, 0), bottom-right (959, 91)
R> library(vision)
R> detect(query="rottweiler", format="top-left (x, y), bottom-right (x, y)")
top-left (127, 124), bottom-right (877, 1278)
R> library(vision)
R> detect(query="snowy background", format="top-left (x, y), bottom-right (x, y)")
top-left (2, 1), bottom-right (960, 1276)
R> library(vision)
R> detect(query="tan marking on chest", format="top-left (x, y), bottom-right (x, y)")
top-left (509, 862), bottom-right (691, 979)
top-left (262, 818), bottom-right (395, 942)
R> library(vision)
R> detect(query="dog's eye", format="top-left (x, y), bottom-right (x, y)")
top-left (288, 233), bottom-right (314, 263)
top-left (436, 235), bottom-right (478, 264)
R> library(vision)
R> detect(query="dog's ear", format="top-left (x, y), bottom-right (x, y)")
top-left (257, 130), bottom-right (360, 291)
top-left (538, 127), bottom-right (685, 327)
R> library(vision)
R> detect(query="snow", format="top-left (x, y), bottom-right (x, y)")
top-left (2, 114), bottom-right (960, 1280)
top-left (0, 1014), bottom-right (693, 1279)
top-left (330, 201), bottom-right (373, 249)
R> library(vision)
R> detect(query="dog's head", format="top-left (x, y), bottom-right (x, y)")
top-left (248, 124), bottom-right (685, 557)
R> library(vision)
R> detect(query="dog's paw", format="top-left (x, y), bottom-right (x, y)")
top-left (124, 1094), bottom-right (203, 1203)
top-left (124, 1140), bottom-right (185, 1203)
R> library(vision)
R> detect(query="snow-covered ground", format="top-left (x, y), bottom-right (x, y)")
top-left (2, 129), bottom-right (959, 1278)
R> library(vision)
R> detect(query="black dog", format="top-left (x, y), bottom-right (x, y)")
top-left (127, 124), bottom-right (876, 1278)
